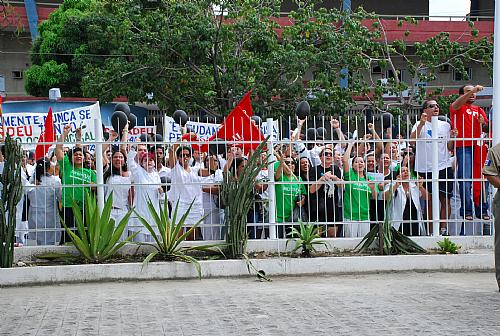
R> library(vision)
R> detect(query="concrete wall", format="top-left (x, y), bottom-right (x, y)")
top-left (0, 32), bottom-right (31, 96)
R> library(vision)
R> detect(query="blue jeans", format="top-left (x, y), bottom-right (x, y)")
top-left (456, 146), bottom-right (473, 217)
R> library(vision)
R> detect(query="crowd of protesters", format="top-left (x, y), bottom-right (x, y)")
top-left (4, 84), bottom-right (493, 245)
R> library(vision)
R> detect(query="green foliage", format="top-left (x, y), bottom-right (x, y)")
top-left (26, 0), bottom-right (493, 116)
top-left (356, 196), bottom-right (427, 255)
top-left (0, 136), bottom-right (24, 268)
top-left (134, 198), bottom-right (220, 278)
top-left (61, 192), bottom-right (137, 263)
top-left (24, 61), bottom-right (69, 97)
top-left (25, 0), bottom-right (111, 97)
top-left (437, 237), bottom-right (461, 254)
top-left (286, 221), bottom-right (327, 257)
top-left (221, 138), bottom-right (269, 258)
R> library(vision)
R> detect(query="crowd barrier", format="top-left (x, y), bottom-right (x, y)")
top-left (13, 112), bottom-right (494, 246)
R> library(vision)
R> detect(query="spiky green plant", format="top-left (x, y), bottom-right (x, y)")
top-left (356, 194), bottom-right (427, 255)
top-left (437, 237), bottom-right (461, 254)
top-left (135, 198), bottom-right (220, 278)
top-left (286, 221), bottom-right (328, 257)
top-left (221, 138), bottom-right (270, 259)
top-left (61, 192), bottom-right (137, 263)
top-left (0, 135), bottom-right (24, 268)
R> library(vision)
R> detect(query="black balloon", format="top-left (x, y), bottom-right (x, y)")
top-left (296, 101), bottom-right (310, 120)
top-left (251, 115), bottom-right (262, 125)
top-left (173, 109), bottom-right (188, 127)
top-left (437, 115), bottom-right (451, 124)
top-left (155, 134), bottom-right (163, 142)
top-left (306, 127), bottom-right (318, 140)
top-left (316, 127), bottom-right (327, 139)
top-left (209, 138), bottom-right (226, 156)
top-left (365, 108), bottom-right (374, 123)
top-left (128, 113), bottom-right (137, 130)
top-left (381, 112), bottom-right (393, 129)
top-left (114, 103), bottom-right (131, 116)
top-left (139, 133), bottom-right (149, 142)
top-left (111, 111), bottom-right (128, 134)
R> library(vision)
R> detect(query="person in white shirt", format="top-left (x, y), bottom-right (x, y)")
top-left (410, 100), bottom-right (457, 235)
top-left (167, 144), bottom-right (209, 240)
top-left (26, 158), bottom-right (62, 245)
top-left (127, 148), bottom-right (163, 242)
top-left (104, 150), bottom-right (132, 240)
top-left (200, 154), bottom-right (224, 240)
top-left (384, 166), bottom-right (427, 235)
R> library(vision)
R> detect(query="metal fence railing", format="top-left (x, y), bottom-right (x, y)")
top-left (11, 107), bottom-right (495, 246)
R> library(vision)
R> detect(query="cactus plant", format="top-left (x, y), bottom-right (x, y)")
top-left (0, 135), bottom-right (24, 268)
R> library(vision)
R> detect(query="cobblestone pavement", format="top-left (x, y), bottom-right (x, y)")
top-left (0, 272), bottom-right (499, 336)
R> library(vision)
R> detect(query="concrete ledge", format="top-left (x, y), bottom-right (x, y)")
top-left (13, 235), bottom-right (494, 262)
top-left (1, 252), bottom-right (493, 287)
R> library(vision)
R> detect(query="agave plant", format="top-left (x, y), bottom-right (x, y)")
top-left (286, 221), bottom-right (327, 257)
top-left (0, 135), bottom-right (24, 268)
top-left (61, 192), bottom-right (137, 263)
top-left (220, 138), bottom-right (270, 258)
top-left (356, 194), bottom-right (427, 255)
top-left (135, 198), bottom-right (220, 278)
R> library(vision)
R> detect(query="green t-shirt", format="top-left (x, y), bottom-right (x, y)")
top-left (274, 162), bottom-right (307, 223)
top-left (343, 168), bottom-right (377, 221)
top-left (59, 155), bottom-right (97, 208)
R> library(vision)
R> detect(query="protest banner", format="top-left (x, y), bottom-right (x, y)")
top-left (163, 117), bottom-right (279, 143)
top-left (0, 103), bottom-right (101, 149)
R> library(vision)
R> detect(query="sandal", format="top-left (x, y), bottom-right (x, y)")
top-left (464, 215), bottom-right (474, 221)
top-left (482, 215), bottom-right (491, 220)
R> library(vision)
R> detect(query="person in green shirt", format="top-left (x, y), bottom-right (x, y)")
top-left (343, 140), bottom-right (378, 237)
top-left (274, 151), bottom-right (306, 238)
top-left (55, 124), bottom-right (96, 244)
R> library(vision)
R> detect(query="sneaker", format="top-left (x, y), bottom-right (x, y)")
top-left (440, 228), bottom-right (448, 236)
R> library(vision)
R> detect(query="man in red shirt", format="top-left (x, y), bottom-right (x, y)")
top-left (450, 85), bottom-right (489, 222)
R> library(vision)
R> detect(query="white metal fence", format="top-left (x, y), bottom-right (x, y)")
top-left (13, 110), bottom-right (494, 246)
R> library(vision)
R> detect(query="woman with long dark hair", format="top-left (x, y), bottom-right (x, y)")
top-left (104, 149), bottom-right (132, 238)
top-left (26, 158), bottom-right (62, 245)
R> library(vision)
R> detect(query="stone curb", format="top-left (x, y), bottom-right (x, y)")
top-left (0, 252), bottom-right (493, 287)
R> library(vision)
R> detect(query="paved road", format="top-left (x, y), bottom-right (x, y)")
top-left (0, 272), bottom-right (499, 336)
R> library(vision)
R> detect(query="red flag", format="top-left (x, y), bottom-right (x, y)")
top-left (207, 92), bottom-right (263, 152)
top-left (209, 105), bottom-right (264, 152)
top-left (35, 107), bottom-right (56, 161)
top-left (238, 91), bottom-right (253, 117)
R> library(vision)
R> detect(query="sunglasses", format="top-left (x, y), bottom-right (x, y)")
top-left (428, 104), bottom-right (440, 108)
top-left (284, 160), bottom-right (295, 165)
top-left (322, 152), bottom-right (333, 157)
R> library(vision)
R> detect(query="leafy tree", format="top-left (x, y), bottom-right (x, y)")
top-left (25, 0), bottom-right (493, 117)
top-left (24, 0), bottom-right (112, 97)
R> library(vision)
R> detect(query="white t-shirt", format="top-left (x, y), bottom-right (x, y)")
top-left (412, 120), bottom-right (452, 173)
top-left (168, 162), bottom-right (207, 207)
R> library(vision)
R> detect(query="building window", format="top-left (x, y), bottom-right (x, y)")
top-left (11, 70), bottom-right (23, 79)
top-left (439, 64), bottom-right (451, 73)
top-left (371, 65), bottom-right (382, 74)
top-left (385, 69), bottom-right (405, 82)
top-left (0, 75), bottom-right (5, 92)
top-left (453, 68), bottom-right (472, 81)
